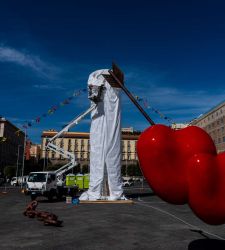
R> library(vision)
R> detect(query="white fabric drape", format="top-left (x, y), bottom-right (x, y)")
top-left (79, 69), bottom-right (123, 200)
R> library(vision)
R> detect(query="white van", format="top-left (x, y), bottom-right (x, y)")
top-left (11, 176), bottom-right (28, 186)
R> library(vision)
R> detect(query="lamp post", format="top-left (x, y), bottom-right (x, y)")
top-left (16, 145), bottom-right (22, 186)
top-left (21, 128), bottom-right (27, 189)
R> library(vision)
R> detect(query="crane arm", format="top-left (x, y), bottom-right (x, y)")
top-left (45, 104), bottom-right (96, 179)
top-left (48, 104), bottom-right (96, 143)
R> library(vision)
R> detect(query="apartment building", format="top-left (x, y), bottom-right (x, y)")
top-left (41, 128), bottom-right (141, 165)
top-left (191, 101), bottom-right (225, 153)
top-left (30, 144), bottom-right (41, 162)
top-left (0, 117), bottom-right (25, 170)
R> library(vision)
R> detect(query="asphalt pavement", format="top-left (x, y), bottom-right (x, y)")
top-left (0, 185), bottom-right (225, 250)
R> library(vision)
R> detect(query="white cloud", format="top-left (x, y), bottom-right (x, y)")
top-left (0, 45), bottom-right (59, 79)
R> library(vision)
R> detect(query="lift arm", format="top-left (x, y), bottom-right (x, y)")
top-left (45, 104), bottom-right (96, 179)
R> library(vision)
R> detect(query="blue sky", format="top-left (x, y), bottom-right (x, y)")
top-left (1, 0), bottom-right (225, 143)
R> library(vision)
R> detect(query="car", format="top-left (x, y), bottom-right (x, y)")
top-left (10, 177), bottom-right (18, 186)
top-left (10, 176), bottom-right (28, 186)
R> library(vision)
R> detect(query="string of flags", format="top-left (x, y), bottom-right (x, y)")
top-left (133, 95), bottom-right (176, 125)
top-left (22, 88), bottom-right (87, 129)
top-left (0, 88), bottom-right (175, 144)
top-left (0, 88), bottom-right (87, 143)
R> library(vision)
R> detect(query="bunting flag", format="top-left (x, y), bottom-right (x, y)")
top-left (22, 87), bottom-right (87, 129)
top-left (36, 117), bottom-right (41, 123)
top-left (133, 95), bottom-right (175, 125)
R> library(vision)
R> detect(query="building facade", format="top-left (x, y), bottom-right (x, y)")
top-left (41, 128), bottom-right (141, 166)
top-left (191, 101), bottom-right (225, 153)
top-left (170, 123), bottom-right (188, 130)
top-left (30, 144), bottom-right (41, 162)
top-left (0, 117), bottom-right (25, 170)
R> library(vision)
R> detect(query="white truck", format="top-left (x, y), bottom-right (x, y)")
top-left (26, 171), bottom-right (77, 201)
top-left (26, 104), bottom-right (96, 201)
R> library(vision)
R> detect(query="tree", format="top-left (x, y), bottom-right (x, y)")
top-left (121, 161), bottom-right (143, 177)
top-left (81, 164), bottom-right (89, 174)
top-left (3, 165), bottom-right (16, 178)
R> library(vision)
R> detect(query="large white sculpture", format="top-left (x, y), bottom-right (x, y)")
top-left (79, 69), bottom-right (124, 201)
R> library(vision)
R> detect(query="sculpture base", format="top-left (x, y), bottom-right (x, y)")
top-left (80, 199), bottom-right (133, 204)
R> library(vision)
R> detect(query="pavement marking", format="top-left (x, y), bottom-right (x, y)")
top-left (135, 199), bottom-right (225, 241)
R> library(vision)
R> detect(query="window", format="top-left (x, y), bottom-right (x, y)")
top-left (127, 141), bottom-right (130, 150)
top-left (122, 144), bottom-right (125, 152)
top-left (223, 137), bottom-right (225, 142)
top-left (75, 140), bottom-right (78, 151)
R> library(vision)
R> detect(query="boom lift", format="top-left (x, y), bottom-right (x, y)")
top-left (46, 104), bottom-right (96, 184)
top-left (26, 104), bottom-right (96, 200)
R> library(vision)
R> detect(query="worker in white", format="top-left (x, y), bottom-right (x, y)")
top-left (79, 69), bottom-right (124, 201)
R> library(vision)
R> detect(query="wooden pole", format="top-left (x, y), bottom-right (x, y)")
top-left (108, 69), bottom-right (155, 126)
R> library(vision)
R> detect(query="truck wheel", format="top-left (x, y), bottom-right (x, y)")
top-left (56, 193), bottom-right (63, 201)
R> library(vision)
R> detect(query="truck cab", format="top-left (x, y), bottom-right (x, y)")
top-left (26, 171), bottom-right (78, 201)
top-left (26, 171), bottom-right (57, 200)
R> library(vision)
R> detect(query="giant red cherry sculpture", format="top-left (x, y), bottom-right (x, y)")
top-left (137, 124), bottom-right (225, 225)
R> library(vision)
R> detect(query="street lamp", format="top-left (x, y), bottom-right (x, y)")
top-left (21, 128), bottom-right (27, 189)
top-left (16, 145), bottom-right (22, 186)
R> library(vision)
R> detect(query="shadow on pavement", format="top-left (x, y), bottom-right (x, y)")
top-left (188, 239), bottom-right (225, 250)
top-left (38, 198), bottom-right (66, 203)
top-left (126, 192), bottom-right (155, 199)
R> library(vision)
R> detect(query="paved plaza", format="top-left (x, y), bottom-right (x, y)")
top-left (0, 186), bottom-right (225, 250)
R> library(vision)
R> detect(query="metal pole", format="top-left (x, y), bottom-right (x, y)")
top-left (21, 129), bottom-right (26, 189)
top-left (16, 145), bottom-right (21, 186)
top-left (108, 69), bottom-right (155, 126)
